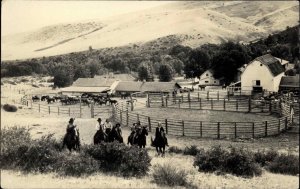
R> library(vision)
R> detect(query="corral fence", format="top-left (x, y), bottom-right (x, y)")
top-left (28, 101), bottom-right (113, 118)
top-left (112, 100), bottom-right (297, 139)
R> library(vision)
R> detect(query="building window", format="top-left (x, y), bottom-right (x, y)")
top-left (205, 81), bottom-right (209, 83)
top-left (214, 81), bottom-right (216, 83)
top-left (260, 64), bottom-right (263, 66)
top-left (256, 80), bottom-right (260, 86)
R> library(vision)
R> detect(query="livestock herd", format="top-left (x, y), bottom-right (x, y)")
top-left (31, 93), bottom-right (118, 106)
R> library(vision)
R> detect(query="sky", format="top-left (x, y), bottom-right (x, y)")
top-left (1, 0), bottom-right (170, 36)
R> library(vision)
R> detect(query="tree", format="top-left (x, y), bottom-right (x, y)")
top-left (158, 64), bottom-right (174, 82)
top-left (138, 61), bottom-right (153, 81)
top-left (73, 65), bottom-right (91, 81)
top-left (184, 49), bottom-right (210, 78)
top-left (53, 69), bottom-right (73, 88)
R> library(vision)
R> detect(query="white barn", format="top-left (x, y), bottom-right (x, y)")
top-left (199, 69), bottom-right (220, 86)
top-left (241, 54), bottom-right (285, 93)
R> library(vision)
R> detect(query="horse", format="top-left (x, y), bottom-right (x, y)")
top-left (32, 95), bottom-right (40, 102)
top-left (222, 85), bottom-right (227, 90)
top-left (62, 128), bottom-right (80, 152)
top-left (93, 128), bottom-right (107, 144)
top-left (151, 128), bottom-right (167, 156)
top-left (47, 97), bottom-right (56, 104)
top-left (199, 85), bottom-right (206, 91)
top-left (136, 126), bottom-right (148, 148)
top-left (41, 95), bottom-right (49, 101)
top-left (107, 126), bottom-right (123, 143)
top-left (81, 98), bottom-right (92, 107)
top-left (108, 99), bottom-right (118, 105)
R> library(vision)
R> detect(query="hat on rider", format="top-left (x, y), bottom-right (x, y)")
top-left (97, 118), bottom-right (101, 122)
top-left (116, 123), bottom-right (121, 127)
top-left (69, 118), bottom-right (74, 123)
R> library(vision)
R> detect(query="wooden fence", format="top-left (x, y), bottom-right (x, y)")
top-left (113, 103), bottom-right (292, 139)
top-left (29, 101), bottom-right (112, 118)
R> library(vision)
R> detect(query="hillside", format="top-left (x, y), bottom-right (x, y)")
top-left (1, 1), bottom-right (298, 60)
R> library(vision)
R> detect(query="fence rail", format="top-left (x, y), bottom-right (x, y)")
top-left (113, 102), bottom-right (293, 139)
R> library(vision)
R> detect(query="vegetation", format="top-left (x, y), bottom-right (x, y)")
top-left (194, 146), bottom-right (262, 177)
top-left (158, 63), bottom-right (174, 82)
top-left (183, 145), bottom-right (201, 156)
top-left (267, 154), bottom-right (299, 175)
top-left (168, 146), bottom-right (183, 154)
top-left (2, 104), bottom-right (18, 112)
top-left (152, 163), bottom-right (194, 188)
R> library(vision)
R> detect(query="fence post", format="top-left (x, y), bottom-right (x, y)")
top-left (234, 122), bottom-right (237, 138)
top-left (148, 117), bottom-right (151, 132)
top-left (217, 91), bottom-right (219, 101)
top-left (200, 121), bottom-right (202, 137)
top-left (137, 114), bottom-right (140, 122)
top-left (207, 91), bottom-right (209, 100)
top-left (161, 95), bottom-right (164, 107)
top-left (91, 103), bottom-right (94, 118)
top-left (236, 100), bottom-right (238, 111)
top-left (197, 92), bottom-right (200, 102)
top-left (269, 101), bottom-right (272, 113)
top-left (252, 122), bottom-right (255, 138)
top-left (165, 119), bottom-right (168, 134)
top-left (227, 90), bottom-right (230, 101)
top-left (285, 117), bottom-right (288, 130)
top-left (248, 97), bottom-right (251, 112)
top-left (79, 98), bottom-right (82, 118)
top-left (58, 107), bottom-right (59, 115)
top-left (217, 122), bottom-right (220, 139)
top-left (223, 99), bottom-right (226, 111)
top-left (278, 119), bottom-right (280, 134)
top-left (181, 95), bottom-right (183, 103)
top-left (38, 104), bottom-right (40, 113)
top-left (265, 121), bottom-right (268, 137)
top-left (69, 107), bottom-right (70, 117)
top-left (48, 106), bottom-right (50, 114)
top-left (147, 94), bottom-right (150, 107)
top-left (165, 97), bottom-right (168, 107)
top-left (188, 97), bottom-right (191, 109)
top-left (126, 109), bottom-right (129, 127)
top-left (199, 98), bottom-right (202, 110)
top-left (211, 100), bottom-right (213, 110)
top-left (178, 99), bottom-right (181, 108)
top-left (182, 120), bottom-right (185, 136)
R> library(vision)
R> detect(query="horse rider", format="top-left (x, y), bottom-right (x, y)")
top-left (66, 118), bottom-right (78, 140)
top-left (104, 119), bottom-right (112, 135)
top-left (128, 123), bottom-right (137, 145)
top-left (158, 122), bottom-right (169, 146)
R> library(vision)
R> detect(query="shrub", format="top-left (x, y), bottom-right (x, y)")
top-left (2, 104), bottom-right (18, 112)
top-left (84, 142), bottom-right (151, 177)
top-left (20, 78), bottom-right (29, 82)
top-left (152, 163), bottom-right (190, 187)
top-left (32, 84), bottom-right (39, 88)
top-left (168, 146), bottom-right (183, 154)
top-left (254, 149), bottom-right (279, 166)
top-left (194, 146), bottom-right (262, 177)
top-left (47, 78), bottom-right (54, 83)
top-left (183, 145), bottom-right (200, 156)
top-left (223, 147), bottom-right (262, 177)
top-left (267, 154), bottom-right (299, 175)
top-left (55, 152), bottom-right (99, 177)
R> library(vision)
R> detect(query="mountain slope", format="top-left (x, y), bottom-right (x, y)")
top-left (2, 1), bottom-right (298, 60)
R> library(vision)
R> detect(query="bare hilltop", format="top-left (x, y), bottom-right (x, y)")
top-left (2, 1), bottom-right (298, 60)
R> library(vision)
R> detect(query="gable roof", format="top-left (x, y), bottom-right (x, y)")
top-left (279, 75), bottom-right (299, 88)
top-left (115, 81), bottom-right (181, 92)
top-left (94, 74), bottom-right (136, 81)
top-left (254, 54), bottom-right (285, 77)
top-left (73, 78), bottom-right (116, 87)
top-left (115, 81), bottom-right (142, 92)
top-left (61, 86), bottom-right (110, 93)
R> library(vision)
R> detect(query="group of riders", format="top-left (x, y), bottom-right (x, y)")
top-left (63, 117), bottom-right (169, 155)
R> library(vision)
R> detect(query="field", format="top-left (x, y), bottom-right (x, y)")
top-left (1, 76), bottom-right (299, 189)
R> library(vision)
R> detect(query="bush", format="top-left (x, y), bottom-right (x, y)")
top-left (55, 152), bottom-right (99, 177)
top-left (194, 146), bottom-right (262, 177)
top-left (32, 84), bottom-right (39, 88)
top-left (2, 104), bottom-right (18, 112)
top-left (20, 78), bottom-right (29, 82)
top-left (254, 149), bottom-right (279, 166)
top-left (84, 142), bottom-right (151, 177)
top-left (267, 154), bottom-right (299, 175)
top-left (152, 163), bottom-right (190, 187)
top-left (168, 146), bottom-right (183, 154)
top-left (47, 78), bottom-right (54, 83)
top-left (183, 145), bottom-right (200, 156)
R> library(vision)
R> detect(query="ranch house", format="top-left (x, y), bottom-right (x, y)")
top-left (199, 69), bottom-right (220, 86)
top-left (241, 54), bottom-right (285, 93)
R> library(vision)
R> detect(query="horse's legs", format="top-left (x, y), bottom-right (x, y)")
top-left (162, 146), bottom-right (165, 157)
top-left (156, 147), bottom-right (160, 155)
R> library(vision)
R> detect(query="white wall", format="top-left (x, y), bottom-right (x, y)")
top-left (199, 70), bottom-right (220, 85)
top-left (241, 60), bottom-right (283, 92)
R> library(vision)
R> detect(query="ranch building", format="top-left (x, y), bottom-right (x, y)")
top-left (241, 54), bottom-right (285, 94)
top-left (199, 69), bottom-right (220, 86)
top-left (115, 81), bottom-right (181, 95)
top-left (279, 75), bottom-right (300, 92)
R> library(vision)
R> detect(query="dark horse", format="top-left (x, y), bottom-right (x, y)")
top-left (62, 128), bottom-right (80, 152)
top-left (151, 127), bottom-right (167, 156)
top-left (107, 126), bottom-right (123, 143)
top-left (128, 126), bottom-right (148, 148)
top-left (93, 127), bottom-right (107, 144)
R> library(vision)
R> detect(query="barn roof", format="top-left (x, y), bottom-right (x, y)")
top-left (279, 75), bottom-right (299, 88)
top-left (254, 54), bottom-right (285, 77)
top-left (115, 81), bottom-right (181, 92)
top-left (115, 81), bottom-right (142, 92)
top-left (61, 86), bottom-right (110, 93)
top-left (73, 78), bottom-right (116, 87)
